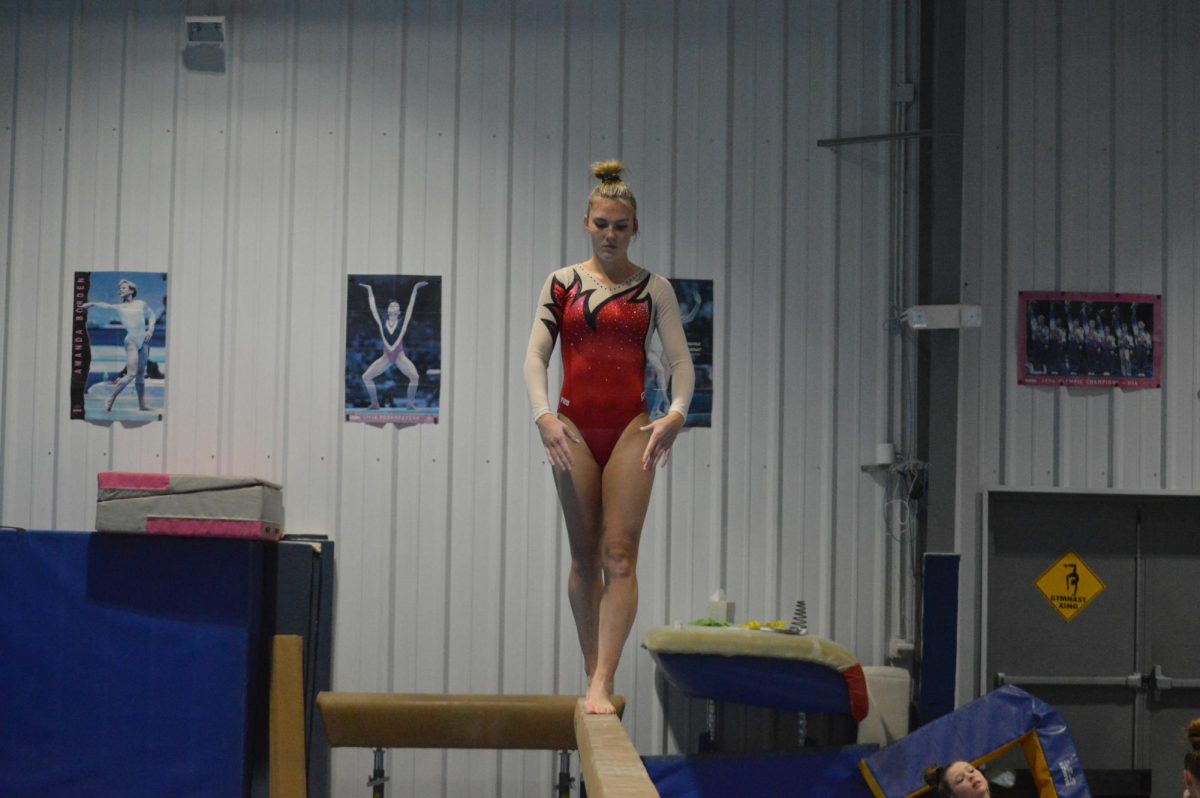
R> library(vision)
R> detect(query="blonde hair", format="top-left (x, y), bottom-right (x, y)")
top-left (1186, 718), bottom-right (1200, 779)
top-left (586, 160), bottom-right (637, 218)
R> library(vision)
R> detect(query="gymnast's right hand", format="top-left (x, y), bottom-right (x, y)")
top-left (536, 415), bottom-right (581, 471)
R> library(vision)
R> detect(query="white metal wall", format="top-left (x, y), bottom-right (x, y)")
top-left (957, 0), bottom-right (1200, 702)
top-left (0, 1), bottom-right (902, 794)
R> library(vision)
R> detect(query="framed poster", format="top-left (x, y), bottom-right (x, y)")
top-left (344, 275), bottom-right (442, 424)
top-left (645, 278), bottom-right (713, 427)
top-left (71, 271), bottom-right (168, 421)
top-left (1019, 291), bottom-right (1161, 389)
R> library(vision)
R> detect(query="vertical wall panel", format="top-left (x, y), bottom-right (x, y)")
top-left (222, 0), bottom-right (291, 483)
top-left (854, 0), bottom-right (893, 666)
top-left (54, 0), bottom-right (128, 530)
top-left (1005, 0), bottom-right (1044, 485)
top-left (28, 2), bottom-right (71, 527)
top-left (1030, 0), bottom-right (1061, 486)
top-left (746, 0), bottom-right (785, 640)
top-left (2, 1), bottom-right (71, 527)
top-left (0, 0), bottom-right (17, 510)
top-left (1111, 0), bottom-right (1163, 488)
top-left (167, 0), bottom-right (230, 477)
top-left (1164, 0), bottom-right (1199, 488)
top-left (722, 0), bottom-right (755, 668)
top-left (0, 1), bottom-right (905, 793)
top-left (282, 0), bottom-right (348, 538)
top-left (796, 0), bottom-right (839, 642)
top-left (117, 2), bottom-right (176, 476)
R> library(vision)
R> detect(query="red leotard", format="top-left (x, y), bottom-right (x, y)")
top-left (525, 265), bottom-right (694, 468)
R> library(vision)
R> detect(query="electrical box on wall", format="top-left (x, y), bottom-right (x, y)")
top-left (183, 16), bottom-right (226, 73)
top-left (902, 304), bottom-right (983, 330)
top-left (185, 16), bottom-right (225, 44)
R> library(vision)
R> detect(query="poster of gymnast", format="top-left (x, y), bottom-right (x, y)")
top-left (645, 278), bottom-right (713, 427)
top-left (345, 274), bottom-right (442, 424)
top-left (70, 271), bottom-right (168, 422)
top-left (1019, 291), bottom-right (1161, 389)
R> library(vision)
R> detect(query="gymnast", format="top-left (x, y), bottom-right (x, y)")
top-left (81, 278), bottom-right (157, 413)
top-left (359, 280), bottom-right (427, 409)
top-left (524, 160), bottom-right (694, 714)
top-left (1184, 717), bottom-right (1200, 798)
top-left (921, 761), bottom-right (991, 798)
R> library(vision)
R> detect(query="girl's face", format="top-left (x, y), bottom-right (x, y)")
top-left (944, 762), bottom-right (989, 798)
top-left (118, 280), bottom-right (135, 299)
top-left (584, 198), bottom-right (637, 265)
top-left (387, 301), bottom-right (401, 316)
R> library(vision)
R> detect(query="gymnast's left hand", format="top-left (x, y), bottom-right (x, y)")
top-left (639, 412), bottom-right (685, 471)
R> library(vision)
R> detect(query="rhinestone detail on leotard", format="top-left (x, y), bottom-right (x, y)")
top-left (580, 265), bottom-right (645, 293)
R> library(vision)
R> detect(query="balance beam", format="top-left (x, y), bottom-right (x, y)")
top-left (573, 701), bottom-right (658, 797)
top-left (316, 692), bottom-right (625, 751)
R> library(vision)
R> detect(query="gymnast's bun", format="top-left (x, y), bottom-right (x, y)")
top-left (592, 160), bottom-right (625, 183)
top-left (586, 160), bottom-right (638, 217)
top-left (922, 765), bottom-right (951, 797)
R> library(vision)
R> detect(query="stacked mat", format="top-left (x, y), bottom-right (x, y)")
top-left (96, 471), bottom-right (283, 540)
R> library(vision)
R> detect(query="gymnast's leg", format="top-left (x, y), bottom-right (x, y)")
top-left (588, 413), bottom-right (655, 714)
top-left (105, 337), bottom-right (140, 413)
top-left (552, 416), bottom-right (605, 691)
top-left (361, 354), bottom-right (392, 408)
top-left (134, 341), bottom-right (150, 410)
top-left (397, 353), bottom-right (420, 409)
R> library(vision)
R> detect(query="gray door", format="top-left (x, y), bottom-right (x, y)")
top-left (1141, 499), bottom-right (1200, 796)
top-left (985, 491), bottom-right (1200, 794)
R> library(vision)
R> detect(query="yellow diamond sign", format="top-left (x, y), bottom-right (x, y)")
top-left (1034, 551), bottom-right (1105, 622)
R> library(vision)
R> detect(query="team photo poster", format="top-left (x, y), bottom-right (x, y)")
top-left (345, 274), bottom-right (442, 425)
top-left (71, 271), bottom-right (168, 422)
top-left (1019, 291), bottom-right (1161, 389)
top-left (645, 278), bottom-right (713, 427)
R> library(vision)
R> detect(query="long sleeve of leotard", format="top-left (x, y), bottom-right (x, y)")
top-left (524, 272), bottom-right (559, 423)
top-left (651, 276), bottom-right (694, 421)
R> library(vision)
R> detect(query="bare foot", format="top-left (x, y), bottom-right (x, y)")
top-left (584, 679), bottom-right (616, 714)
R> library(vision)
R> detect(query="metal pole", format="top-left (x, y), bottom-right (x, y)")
top-left (555, 750), bottom-right (575, 798)
top-left (369, 747), bottom-right (388, 798)
top-left (816, 128), bottom-right (934, 148)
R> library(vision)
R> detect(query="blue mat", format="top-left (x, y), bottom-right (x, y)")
top-left (0, 530), bottom-right (264, 797)
top-left (644, 747), bottom-right (877, 798)
top-left (650, 651), bottom-right (859, 715)
top-left (861, 685), bottom-right (1089, 798)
